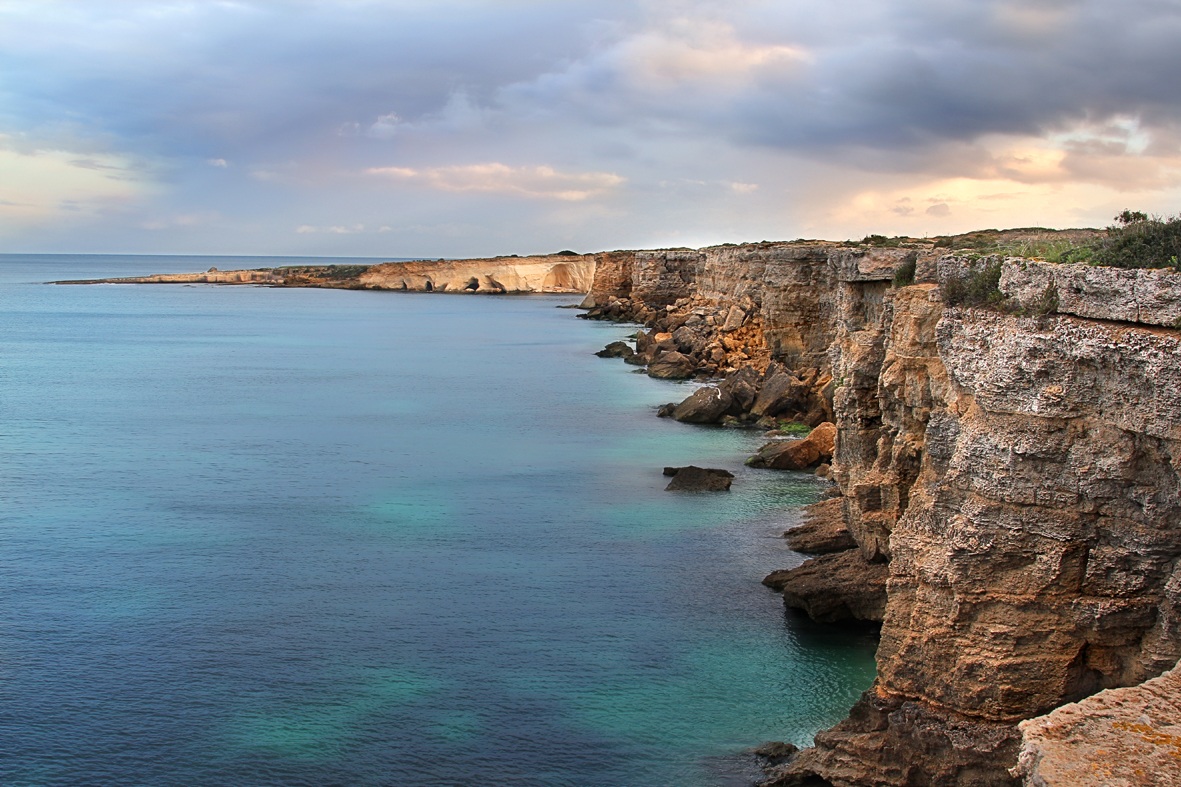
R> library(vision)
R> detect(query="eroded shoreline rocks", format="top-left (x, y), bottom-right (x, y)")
top-left (584, 240), bottom-right (1181, 786)
top-left (662, 465), bottom-right (735, 492)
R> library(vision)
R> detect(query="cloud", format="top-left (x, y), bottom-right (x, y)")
top-left (295, 224), bottom-right (368, 234)
top-left (0, 141), bottom-right (149, 227)
top-left (3, 0), bottom-right (1181, 253)
top-left (366, 162), bottom-right (625, 201)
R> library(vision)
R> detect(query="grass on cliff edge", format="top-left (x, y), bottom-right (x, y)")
top-left (933, 213), bottom-right (1181, 271)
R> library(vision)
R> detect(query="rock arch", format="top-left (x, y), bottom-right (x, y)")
top-left (543, 263), bottom-right (576, 291)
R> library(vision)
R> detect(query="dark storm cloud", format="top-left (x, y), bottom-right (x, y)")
top-left (0, 1), bottom-right (633, 161)
top-left (493, 0), bottom-right (1181, 165)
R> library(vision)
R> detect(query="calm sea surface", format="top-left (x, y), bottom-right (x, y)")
top-left (0, 255), bottom-right (876, 786)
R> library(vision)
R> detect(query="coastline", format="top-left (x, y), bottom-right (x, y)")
top-left (57, 238), bottom-right (1181, 786)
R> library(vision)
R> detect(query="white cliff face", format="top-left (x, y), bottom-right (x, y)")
top-left (359, 254), bottom-right (596, 294)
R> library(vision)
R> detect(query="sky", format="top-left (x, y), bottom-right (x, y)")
top-left (3, 0), bottom-right (1181, 257)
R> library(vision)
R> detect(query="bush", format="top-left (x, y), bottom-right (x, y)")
top-left (892, 257), bottom-right (917, 287)
top-left (862, 234), bottom-right (904, 248)
top-left (1092, 211), bottom-right (1181, 271)
top-left (942, 261), bottom-right (1004, 307)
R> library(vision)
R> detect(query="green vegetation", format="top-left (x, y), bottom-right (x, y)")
top-left (933, 228), bottom-right (1095, 262)
top-left (777, 421), bottom-right (812, 436)
top-left (272, 264), bottom-right (371, 281)
top-left (941, 261), bottom-right (1004, 307)
top-left (1091, 211), bottom-right (1181, 271)
top-left (892, 257), bottom-right (917, 287)
top-left (862, 234), bottom-right (902, 248)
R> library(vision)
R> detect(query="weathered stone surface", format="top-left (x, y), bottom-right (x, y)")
top-left (583, 241), bottom-right (1181, 785)
top-left (646, 350), bottom-right (695, 379)
top-left (663, 465), bottom-right (734, 492)
top-left (785, 498), bottom-right (857, 554)
top-left (939, 256), bottom-right (1181, 328)
top-left (595, 341), bottom-right (634, 359)
top-left (752, 741), bottom-right (800, 768)
top-left (362, 253), bottom-right (597, 293)
top-left (672, 385), bottom-right (734, 423)
top-left (831, 248), bottom-right (918, 283)
top-left (763, 549), bottom-right (888, 623)
top-left (751, 370), bottom-right (807, 418)
top-left (1013, 659), bottom-right (1181, 786)
top-left (748, 422), bottom-right (837, 470)
top-left (763, 688), bottom-right (1023, 787)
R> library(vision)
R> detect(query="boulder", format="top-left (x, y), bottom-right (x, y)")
top-left (672, 325), bottom-right (709, 356)
top-left (672, 386), bottom-right (735, 423)
top-left (750, 371), bottom-right (807, 418)
top-left (753, 741), bottom-right (800, 767)
top-left (634, 330), bottom-right (657, 356)
top-left (747, 422), bottom-right (837, 470)
top-left (762, 549), bottom-right (888, 623)
top-left (718, 366), bottom-right (762, 413)
top-left (721, 304), bottom-right (747, 332)
top-left (595, 341), bottom-right (634, 359)
top-left (647, 350), bottom-right (695, 379)
top-left (663, 465), bottom-right (734, 491)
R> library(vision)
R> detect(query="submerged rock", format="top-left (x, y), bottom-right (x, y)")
top-left (663, 465), bottom-right (734, 492)
top-left (752, 741), bottom-right (800, 767)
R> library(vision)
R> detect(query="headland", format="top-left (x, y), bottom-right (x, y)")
top-left (59, 228), bottom-right (1181, 786)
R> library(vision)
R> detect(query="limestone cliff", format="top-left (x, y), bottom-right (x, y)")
top-left (59, 253), bottom-right (604, 294)
top-left (586, 246), bottom-right (1181, 785)
top-left (359, 253), bottom-right (598, 293)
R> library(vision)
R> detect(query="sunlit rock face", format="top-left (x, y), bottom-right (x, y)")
top-left (359, 254), bottom-right (597, 293)
top-left (587, 243), bottom-right (1181, 786)
top-left (1013, 660), bottom-right (1181, 787)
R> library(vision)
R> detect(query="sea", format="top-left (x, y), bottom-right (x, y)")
top-left (0, 254), bottom-right (877, 787)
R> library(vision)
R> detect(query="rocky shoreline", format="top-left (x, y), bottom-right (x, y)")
top-left (577, 241), bottom-right (1181, 786)
top-left (64, 237), bottom-right (1181, 786)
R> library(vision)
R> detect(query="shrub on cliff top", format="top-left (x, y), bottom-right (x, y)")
top-left (892, 257), bottom-right (917, 287)
top-left (942, 261), bottom-right (1004, 307)
top-left (1092, 211), bottom-right (1181, 271)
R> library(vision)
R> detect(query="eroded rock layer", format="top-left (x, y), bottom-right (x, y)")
top-left (586, 245), bottom-right (1181, 785)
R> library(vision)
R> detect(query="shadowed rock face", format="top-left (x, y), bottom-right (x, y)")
top-left (585, 242), bottom-right (1181, 786)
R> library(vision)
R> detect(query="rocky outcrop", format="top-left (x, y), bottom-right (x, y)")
top-left (55, 268), bottom-right (285, 285)
top-left (585, 240), bottom-right (1181, 785)
top-left (784, 498), bottom-right (858, 554)
top-left (763, 549), bottom-right (888, 623)
top-left (360, 253), bottom-right (596, 293)
top-left (1013, 658), bottom-right (1181, 786)
top-left (663, 466), bottom-right (734, 492)
top-left (747, 422), bottom-right (837, 471)
top-left (62, 253), bottom-right (603, 294)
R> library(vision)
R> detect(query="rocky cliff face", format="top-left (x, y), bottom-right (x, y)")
top-left (360, 253), bottom-right (597, 293)
top-left (588, 248), bottom-right (1181, 785)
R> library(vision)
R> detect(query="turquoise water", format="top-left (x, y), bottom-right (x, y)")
top-left (0, 255), bottom-right (876, 786)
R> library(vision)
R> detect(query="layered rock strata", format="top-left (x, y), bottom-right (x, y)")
top-left (359, 253), bottom-right (600, 293)
top-left (585, 243), bottom-right (1181, 785)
